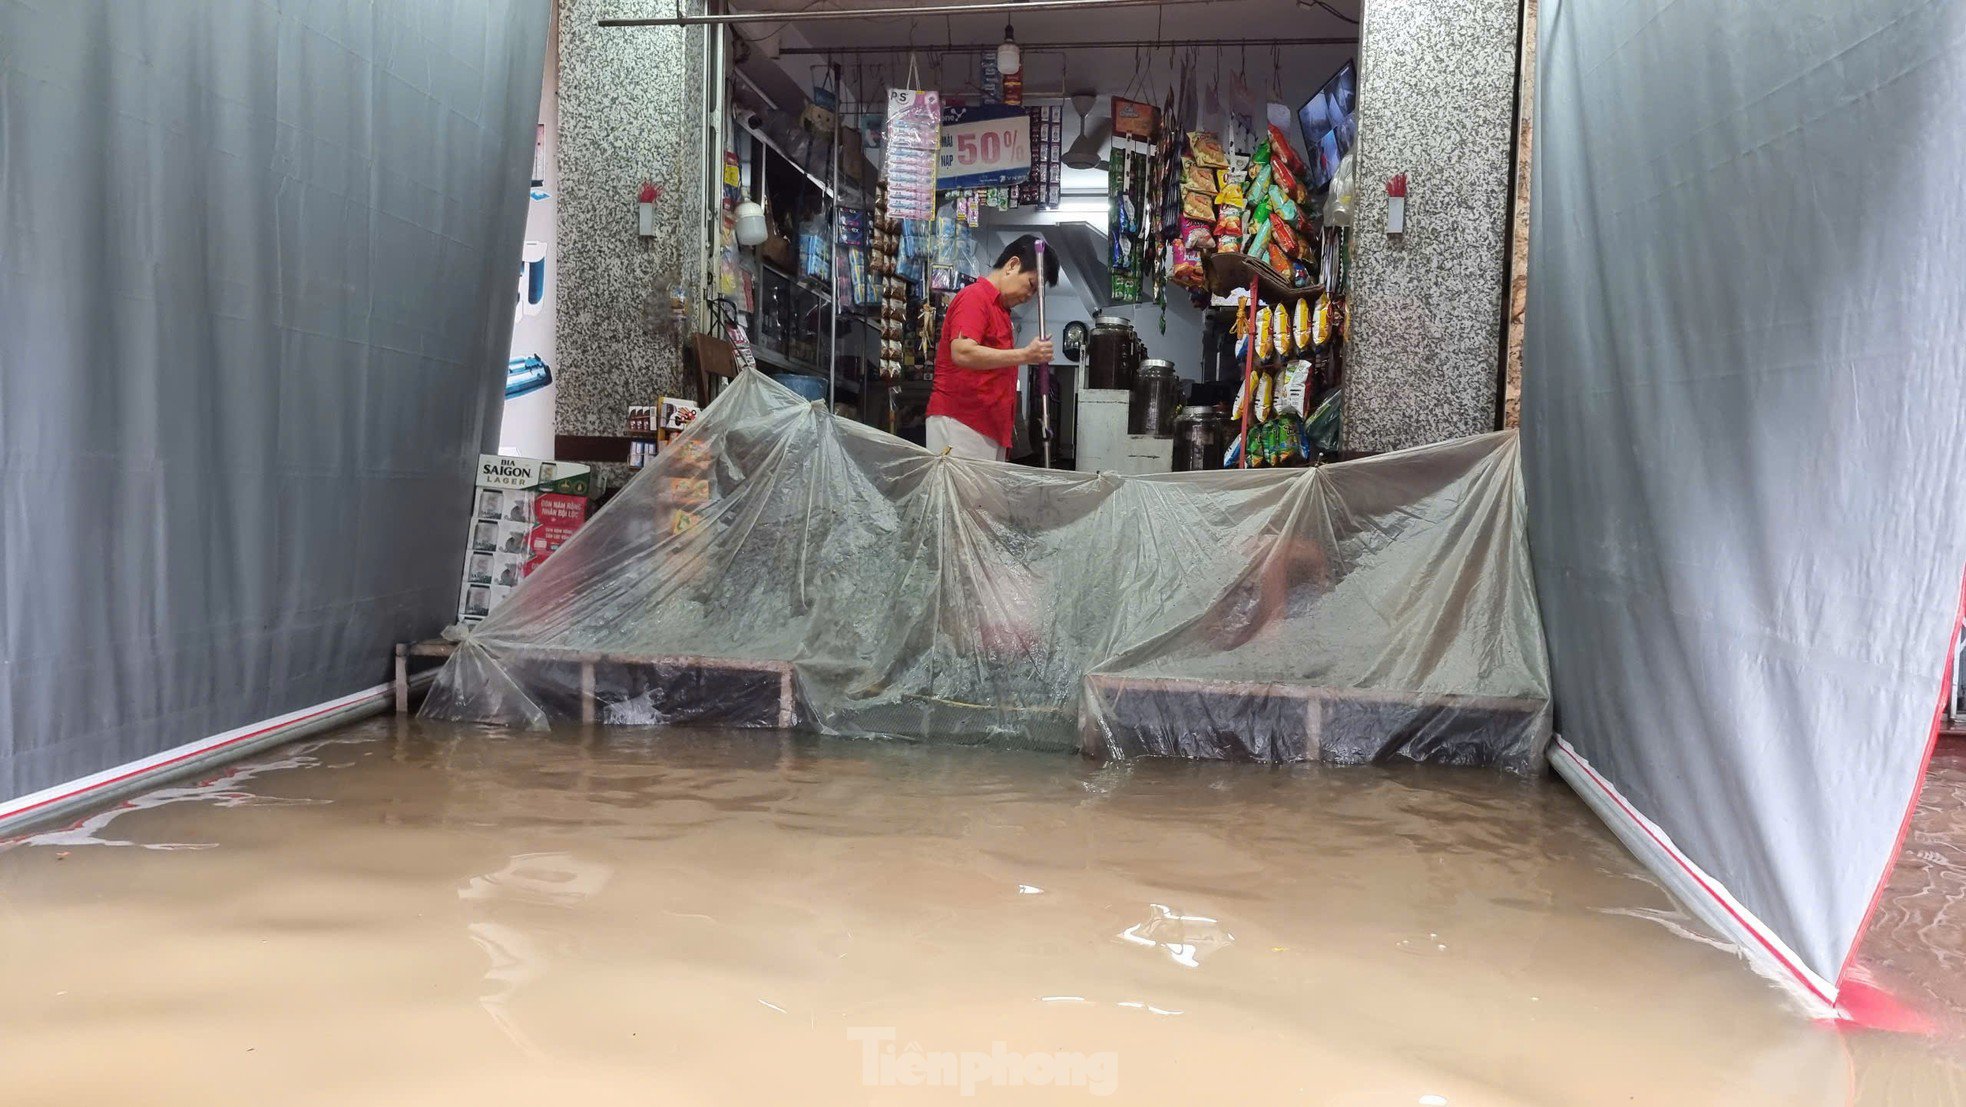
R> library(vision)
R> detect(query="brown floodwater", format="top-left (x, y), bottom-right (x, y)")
top-left (1851, 743), bottom-right (1966, 1043)
top-left (0, 718), bottom-right (1962, 1105)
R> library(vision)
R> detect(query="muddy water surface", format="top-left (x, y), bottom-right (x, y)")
top-left (0, 719), bottom-right (1961, 1105)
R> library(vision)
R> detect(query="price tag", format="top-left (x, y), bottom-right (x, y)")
top-left (936, 105), bottom-right (1033, 190)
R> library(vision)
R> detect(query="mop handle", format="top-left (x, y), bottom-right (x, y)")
top-left (1034, 238), bottom-right (1053, 468)
top-left (1033, 238), bottom-right (1048, 356)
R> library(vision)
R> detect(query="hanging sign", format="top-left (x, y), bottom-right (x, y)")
top-left (936, 104), bottom-right (1033, 190)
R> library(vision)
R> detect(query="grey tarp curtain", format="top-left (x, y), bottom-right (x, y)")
top-left (1525, 0), bottom-right (1966, 992)
top-left (0, 1), bottom-right (548, 797)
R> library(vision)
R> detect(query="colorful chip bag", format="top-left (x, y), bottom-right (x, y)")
top-left (1266, 184), bottom-right (1300, 223)
top-left (1245, 220), bottom-right (1274, 260)
top-left (1266, 123), bottom-right (1309, 181)
top-left (1181, 163), bottom-right (1220, 193)
top-left (1187, 131), bottom-right (1229, 169)
top-left (1249, 163), bottom-right (1275, 204)
top-left (1269, 211), bottom-right (1299, 255)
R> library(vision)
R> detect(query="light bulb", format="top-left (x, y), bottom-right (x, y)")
top-left (997, 23), bottom-right (1021, 76)
top-left (735, 200), bottom-right (768, 247)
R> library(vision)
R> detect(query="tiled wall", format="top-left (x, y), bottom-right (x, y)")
top-left (554, 0), bottom-right (705, 439)
top-left (1343, 0), bottom-right (1523, 452)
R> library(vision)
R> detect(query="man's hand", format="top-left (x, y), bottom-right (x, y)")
top-left (951, 334), bottom-right (1054, 371)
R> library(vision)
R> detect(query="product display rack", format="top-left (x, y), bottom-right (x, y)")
top-left (733, 119), bottom-right (878, 408)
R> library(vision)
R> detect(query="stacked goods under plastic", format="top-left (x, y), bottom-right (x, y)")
top-left (424, 371), bottom-right (1551, 772)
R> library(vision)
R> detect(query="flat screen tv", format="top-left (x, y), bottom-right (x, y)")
top-left (1297, 60), bottom-right (1358, 192)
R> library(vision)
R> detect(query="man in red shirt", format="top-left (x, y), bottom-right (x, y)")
top-left (926, 235), bottom-right (1058, 461)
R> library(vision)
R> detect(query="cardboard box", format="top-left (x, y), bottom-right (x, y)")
top-left (457, 455), bottom-right (592, 625)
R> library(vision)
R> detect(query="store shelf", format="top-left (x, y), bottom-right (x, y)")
top-left (752, 345), bottom-right (819, 376)
top-left (738, 121), bottom-right (865, 205)
top-left (763, 257), bottom-right (842, 305)
top-left (1204, 252), bottom-right (1320, 304)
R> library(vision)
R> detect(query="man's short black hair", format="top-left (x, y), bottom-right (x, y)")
top-left (993, 234), bottom-right (1060, 286)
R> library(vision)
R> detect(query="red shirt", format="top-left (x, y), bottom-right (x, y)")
top-left (928, 280), bottom-right (1018, 447)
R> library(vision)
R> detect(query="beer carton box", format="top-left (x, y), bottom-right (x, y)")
top-left (457, 455), bottom-right (592, 626)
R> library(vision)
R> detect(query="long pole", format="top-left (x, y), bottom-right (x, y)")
top-left (778, 36), bottom-right (1356, 56)
top-left (703, 11), bottom-right (728, 334)
top-left (1239, 279), bottom-right (1258, 469)
top-left (827, 66), bottom-right (841, 411)
top-left (1034, 238), bottom-right (1051, 470)
top-left (601, 0), bottom-right (1211, 27)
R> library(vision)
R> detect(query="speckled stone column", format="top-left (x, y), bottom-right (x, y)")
top-left (1343, 0), bottom-right (1522, 453)
top-left (555, 0), bottom-right (706, 439)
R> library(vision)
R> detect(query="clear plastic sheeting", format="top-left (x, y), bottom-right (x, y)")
top-left (424, 371), bottom-right (1551, 771)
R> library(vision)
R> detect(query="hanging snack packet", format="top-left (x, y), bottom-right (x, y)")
top-left (1249, 162), bottom-right (1275, 205)
top-left (1281, 357), bottom-right (1312, 414)
top-left (1181, 163), bottom-right (1220, 193)
top-left (1245, 220), bottom-right (1274, 260)
top-left (1270, 151), bottom-right (1304, 202)
top-left (1269, 211), bottom-right (1299, 255)
top-left (1266, 184), bottom-right (1300, 223)
top-left (1272, 302), bottom-right (1294, 356)
top-left (1266, 123), bottom-right (1309, 181)
top-left (1188, 131), bottom-right (1230, 169)
top-left (1292, 298), bottom-right (1314, 349)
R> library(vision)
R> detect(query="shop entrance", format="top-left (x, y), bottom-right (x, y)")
top-left (695, 0), bottom-right (1363, 472)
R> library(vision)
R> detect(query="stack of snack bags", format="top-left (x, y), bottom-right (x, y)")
top-left (1225, 289), bottom-right (1347, 468)
top-left (870, 184), bottom-right (907, 379)
top-left (1172, 125), bottom-right (1320, 290)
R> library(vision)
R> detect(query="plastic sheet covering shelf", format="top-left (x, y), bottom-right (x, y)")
top-left (424, 371), bottom-right (1552, 771)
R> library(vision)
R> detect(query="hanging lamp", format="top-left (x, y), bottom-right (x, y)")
top-left (996, 22), bottom-right (1021, 75)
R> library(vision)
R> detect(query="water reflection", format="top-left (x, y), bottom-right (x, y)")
top-left (1117, 903), bottom-right (1234, 969)
top-left (457, 851), bottom-right (614, 1056)
top-left (4, 738), bottom-right (354, 852)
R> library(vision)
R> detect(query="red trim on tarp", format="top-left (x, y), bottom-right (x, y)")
top-left (0, 690), bottom-right (380, 825)
top-left (1831, 563), bottom-right (1966, 1020)
top-left (1556, 739), bottom-right (1836, 1009)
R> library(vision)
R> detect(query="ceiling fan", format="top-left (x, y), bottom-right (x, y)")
top-left (1062, 93), bottom-right (1111, 171)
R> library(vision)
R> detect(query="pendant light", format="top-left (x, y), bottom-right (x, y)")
top-left (996, 22), bottom-right (1021, 76)
top-left (735, 199), bottom-right (768, 246)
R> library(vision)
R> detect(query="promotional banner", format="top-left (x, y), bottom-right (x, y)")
top-left (937, 104), bottom-right (1033, 190)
